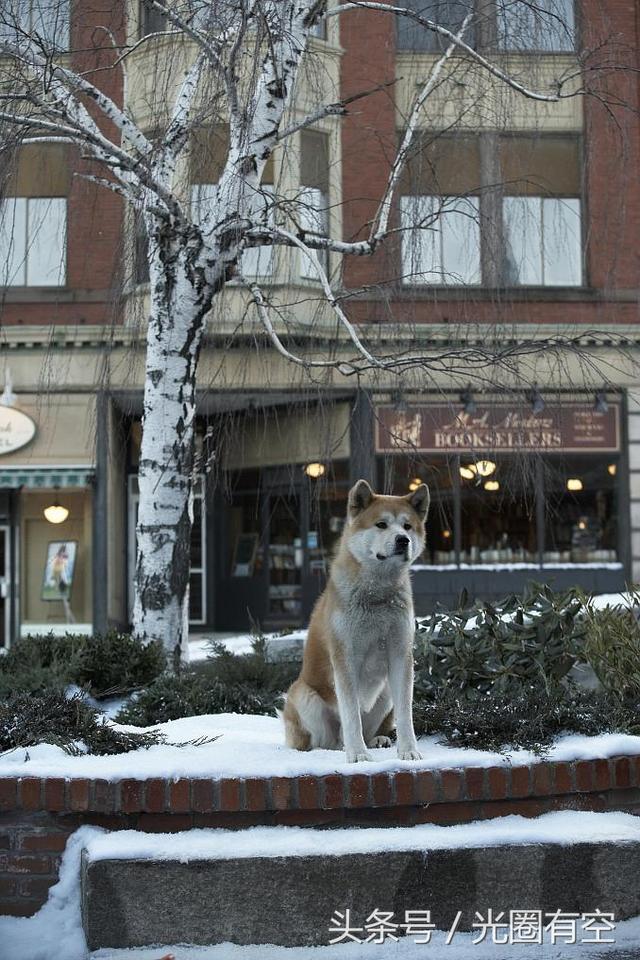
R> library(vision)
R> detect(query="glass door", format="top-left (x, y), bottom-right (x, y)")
top-left (264, 483), bottom-right (305, 628)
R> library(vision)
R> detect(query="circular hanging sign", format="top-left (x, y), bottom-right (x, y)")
top-left (0, 406), bottom-right (36, 455)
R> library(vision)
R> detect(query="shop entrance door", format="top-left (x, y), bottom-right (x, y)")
top-left (263, 481), bottom-right (307, 629)
top-left (0, 525), bottom-right (10, 649)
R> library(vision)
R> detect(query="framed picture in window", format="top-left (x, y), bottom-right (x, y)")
top-left (42, 541), bottom-right (78, 601)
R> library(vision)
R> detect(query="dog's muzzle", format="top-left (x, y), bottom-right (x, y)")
top-left (393, 534), bottom-right (410, 558)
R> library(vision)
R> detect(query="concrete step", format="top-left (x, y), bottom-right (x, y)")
top-left (81, 815), bottom-right (640, 950)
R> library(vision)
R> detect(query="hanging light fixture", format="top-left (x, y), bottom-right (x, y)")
top-left (527, 384), bottom-right (545, 415)
top-left (484, 480), bottom-right (500, 492)
top-left (459, 385), bottom-right (477, 415)
top-left (608, 463), bottom-right (617, 476)
top-left (474, 459), bottom-right (496, 477)
top-left (408, 477), bottom-right (423, 492)
top-left (459, 464), bottom-right (476, 480)
top-left (44, 496), bottom-right (69, 524)
top-left (304, 462), bottom-right (325, 479)
top-left (567, 478), bottom-right (583, 492)
top-left (594, 391), bottom-right (609, 414)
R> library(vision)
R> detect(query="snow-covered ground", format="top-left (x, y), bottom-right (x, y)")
top-left (1, 713), bottom-right (640, 780)
top-left (3, 813), bottom-right (640, 960)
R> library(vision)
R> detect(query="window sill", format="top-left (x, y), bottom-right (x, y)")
top-left (1, 288), bottom-right (111, 304)
top-left (385, 285), bottom-right (608, 302)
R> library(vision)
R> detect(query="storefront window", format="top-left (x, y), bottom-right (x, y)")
top-left (543, 456), bottom-right (618, 563)
top-left (459, 457), bottom-right (538, 564)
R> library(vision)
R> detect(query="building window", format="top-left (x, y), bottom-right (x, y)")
top-left (496, 0), bottom-right (574, 52)
top-left (500, 135), bottom-right (582, 287)
top-left (0, 197), bottom-right (67, 287)
top-left (396, 1), bottom-right (476, 52)
top-left (139, 0), bottom-right (167, 36)
top-left (299, 130), bottom-right (330, 279)
top-left (1, 0), bottom-right (69, 49)
top-left (503, 197), bottom-right (581, 286)
top-left (401, 195), bottom-right (481, 285)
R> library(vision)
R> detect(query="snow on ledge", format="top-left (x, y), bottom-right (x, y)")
top-left (84, 810), bottom-right (640, 865)
top-left (2, 713), bottom-right (640, 781)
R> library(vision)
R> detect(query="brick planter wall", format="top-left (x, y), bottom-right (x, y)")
top-left (1, 756), bottom-right (640, 916)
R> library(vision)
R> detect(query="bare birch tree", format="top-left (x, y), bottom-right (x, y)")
top-left (0, 0), bottom-right (629, 662)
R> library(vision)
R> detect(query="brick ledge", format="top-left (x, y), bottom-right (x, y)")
top-left (0, 755), bottom-right (638, 817)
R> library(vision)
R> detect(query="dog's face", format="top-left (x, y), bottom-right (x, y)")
top-left (345, 479), bottom-right (429, 568)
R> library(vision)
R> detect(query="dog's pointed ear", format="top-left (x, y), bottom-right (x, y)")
top-left (348, 479), bottom-right (374, 520)
top-left (407, 483), bottom-right (430, 521)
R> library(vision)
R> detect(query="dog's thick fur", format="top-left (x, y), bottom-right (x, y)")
top-left (283, 479), bottom-right (428, 763)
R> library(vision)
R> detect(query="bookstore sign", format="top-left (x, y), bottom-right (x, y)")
top-left (376, 403), bottom-right (620, 454)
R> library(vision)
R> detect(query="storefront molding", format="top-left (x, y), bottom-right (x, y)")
top-left (1, 756), bottom-right (640, 916)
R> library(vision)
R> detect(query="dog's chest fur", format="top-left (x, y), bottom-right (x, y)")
top-left (331, 569), bottom-right (413, 710)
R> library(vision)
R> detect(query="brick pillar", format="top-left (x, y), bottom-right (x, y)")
top-left (340, 0), bottom-right (398, 297)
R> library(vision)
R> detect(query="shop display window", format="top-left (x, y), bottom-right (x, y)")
top-left (459, 457), bottom-right (538, 565)
top-left (379, 456), bottom-right (456, 565)
top-left (543, 456), bottom-right (618, 563)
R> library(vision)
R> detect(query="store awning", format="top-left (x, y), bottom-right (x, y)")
top-left (0, 467), bottom-right (95, 488)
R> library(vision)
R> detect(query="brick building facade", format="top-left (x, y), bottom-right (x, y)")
top-left (0, 0), bottom-right (639, 642)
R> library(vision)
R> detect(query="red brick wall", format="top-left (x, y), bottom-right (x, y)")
top-left (1, 757), bottom-right (639, 916)
top-left (1, 0), bottom-right (125, 328)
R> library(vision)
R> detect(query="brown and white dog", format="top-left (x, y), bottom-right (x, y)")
top-left (283, 479), bottom-right (429, 763)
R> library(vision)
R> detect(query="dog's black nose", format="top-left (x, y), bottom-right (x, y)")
top-left (396, 534), bottom-right (410, 548)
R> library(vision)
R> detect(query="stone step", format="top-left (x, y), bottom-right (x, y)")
top-left (81, 815), bottom-right (640, 950)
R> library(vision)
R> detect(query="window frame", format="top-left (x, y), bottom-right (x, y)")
top-left (400, 193), bottom-right (482, 287)
top-left (0, 195), bottom-right (67, 288)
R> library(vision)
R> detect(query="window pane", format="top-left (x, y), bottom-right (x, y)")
top-left (500, 136), bottom-right (581, 197)
top-left (140, 0), bottom-right (167, 36)
top-left (0, 198), bottom-right (27, 286)
top-left (26, 198), bottom-right (66, 286)
top-left (301, 131), bottom-right (330, 194)
top-left (543, 457), bottom-right (618, 563)
top-left (460, 457), bottom-right (538, 565)
top-left (497, 0), bottom-right (574, 51)
top-left (189, 571), bottom-right (203, 622)
top-left (503, 196), bottom-right (543, 285)
top-left (241, 186), bottom-right (274, 279)
top-left (401, 195), bottom-right (438, 285)
top-left (543, 198), bottom-right (581, 286)
top-left (32, 0), bottom-right (69, 49)
top-left (397, 0), bottom-right (475, 52)
top-left (402, 135), bottom-right (481, 196)
top-left (298, 186), bottom-right (328, 279)
top-left (441, 197), bottom-right (480, 284)
top-left (190, 497), bottom-right (203, 568)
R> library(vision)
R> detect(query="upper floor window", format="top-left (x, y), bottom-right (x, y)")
top-left (396, 0), bottom-right (573, 53)
top-left (396, 1), bottom-right (475, 52)
top-left (0, 0), bottom-right (69, 50)
top-left (497, 0), bottom-right (574, 52)
top-left (401, 195), bottom-right (481, 284)
top-left (500, 136), bottom-right (582, 286)
top-left (299, 130), bottom-right (330, 279)
top-left (0, 145), bottom-right (70, 288)
top-left (139, 0), bottom-right (167, 37)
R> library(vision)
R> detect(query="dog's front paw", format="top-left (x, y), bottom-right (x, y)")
top-left (345, 748), bottom-right (373, 763)
top-left (368, 736), bottom-right (392, 749)
top-left (398, 746), bottom-right (422, 761)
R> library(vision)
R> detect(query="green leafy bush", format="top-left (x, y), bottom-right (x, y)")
top-left (0, 630), bottom-right (166, 699)
top-left (581, 592), bottom-right (640, 701)
top-left (413, 686), bottom-right (640, 754)
top-left (0, 691), bottom-right (164, 755)
top-left (117, 638), bottom-right (300, 726)
top-left (414, 582), bottom-right (587, 700)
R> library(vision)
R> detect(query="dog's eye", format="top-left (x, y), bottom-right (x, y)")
top-left (376, 521), bottom-right (387, 529)
top-left (403, 523), bottom-right (412, 531)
